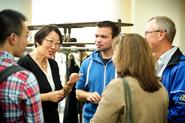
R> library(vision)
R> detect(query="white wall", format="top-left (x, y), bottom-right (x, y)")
top-left (31, 0), bottom-right (132, 42)
top-left (0, 0), bottom-right (32, 24)
top-left (1, 0), bottom-right (184, 53)
top-left (131, 0), bottom-right (185, 53)
top-left (32, 0), bottom-right (128, 24)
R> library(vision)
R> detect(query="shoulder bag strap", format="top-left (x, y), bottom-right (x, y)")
top-left (122, 78), bottom-right (134, 123)
top-left (0, 65), bottom-right (24, 82)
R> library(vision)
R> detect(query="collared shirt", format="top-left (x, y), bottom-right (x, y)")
top-left (0, 51), bottom-right (43, 123)
top-left (156, 47), bottom-right (177, 77)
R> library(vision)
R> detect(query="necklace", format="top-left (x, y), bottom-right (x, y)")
top-left (40, 62), bottom-right (47, 68)
top-left (38, 59), bottom-right (47, 69)
top-left (30, 51), bottom-right (47, 71)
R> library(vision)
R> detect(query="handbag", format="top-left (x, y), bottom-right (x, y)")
top-left (122, 78), bottom-right (135, 123)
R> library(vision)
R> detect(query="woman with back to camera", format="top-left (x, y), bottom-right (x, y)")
top-left (90, 33), bottom-right (169, 123)
top-left (18, 25), bottom-right (80, 123)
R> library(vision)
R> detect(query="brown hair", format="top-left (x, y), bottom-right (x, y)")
top-left (113, 33), bottom-right (161, 92)
top-left (96, 20), bottom-right (120, 38)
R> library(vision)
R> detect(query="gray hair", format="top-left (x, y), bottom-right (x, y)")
top-left (148, 16), bottom-right (176, 43)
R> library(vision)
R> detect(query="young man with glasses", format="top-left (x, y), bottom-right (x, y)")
top-left (145, 16), bottom-right (185, 123)
top-left (0, 9), bottom-right (43, 123)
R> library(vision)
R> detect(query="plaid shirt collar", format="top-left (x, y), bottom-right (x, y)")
top-left (0, 51), bottom-right (16, 66)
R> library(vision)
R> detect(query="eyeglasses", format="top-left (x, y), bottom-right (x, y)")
top-left (25, 35), bottom-right (32, 41)
top-left (10, 32), bottom-right (32, 41)
top-left (144, 30), bottom-right (161, 36)
top-left (44, 38), bottom-right (61, 48)
top-left (19, 34), bottom-right (32, 41)
top-left (145, 29), bottom-right (167, 36)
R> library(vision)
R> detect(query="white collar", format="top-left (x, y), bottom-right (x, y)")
top-left (156, 46), bottom-right (177, 77)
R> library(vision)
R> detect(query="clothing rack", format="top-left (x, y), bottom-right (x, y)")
top-left (28, 19), bottom-right (133, 42)
top-left (27, 19), bottom-right (133, 123)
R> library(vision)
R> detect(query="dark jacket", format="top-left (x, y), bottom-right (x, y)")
top-left (18, 54), bottom-right (62, 123)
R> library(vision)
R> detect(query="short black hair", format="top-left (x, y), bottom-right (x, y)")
top-left (96, 21), bottom-right (120, 38)
top-left (0, 9), bottom-right (26, 45)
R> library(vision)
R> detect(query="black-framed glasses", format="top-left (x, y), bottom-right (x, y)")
top-left (144, 29), bottom-right (167, 36)
top-left (144, 30), bottom-right (161, 36)
top-left (22, 34), bottom-right (32, 41)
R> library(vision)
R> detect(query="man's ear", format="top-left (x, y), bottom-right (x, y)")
top-left (8, 33), bottom-right (18, 45)
top-left (159, 30), bottom-right (166, 41)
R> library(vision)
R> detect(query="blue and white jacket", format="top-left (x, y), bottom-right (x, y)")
top-left (162, 48), bottom-right (185, 123)
top-left (76, 50), bottom-right (116, 121)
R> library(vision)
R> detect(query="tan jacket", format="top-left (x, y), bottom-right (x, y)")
top-left (91, 76), bottom-right (168, 123)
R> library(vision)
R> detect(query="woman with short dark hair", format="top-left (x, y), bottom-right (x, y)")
top-left (18, 25), bottom-right (80, 123)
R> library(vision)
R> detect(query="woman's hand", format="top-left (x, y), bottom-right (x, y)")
top-left (68, 73), bottom-right (81, 86)
top-left (47, 90), bottom-right (64, 102)
top-left (62, 73), bottom-right (81, 96)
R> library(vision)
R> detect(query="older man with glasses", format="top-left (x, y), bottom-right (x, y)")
top-left (145, 16), bottom-right (185, 123)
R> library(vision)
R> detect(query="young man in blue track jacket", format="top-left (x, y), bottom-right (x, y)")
top-left (145, 16), bottom-right (185, 123)
top-left (76, 21), bottom-right (120, 123)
